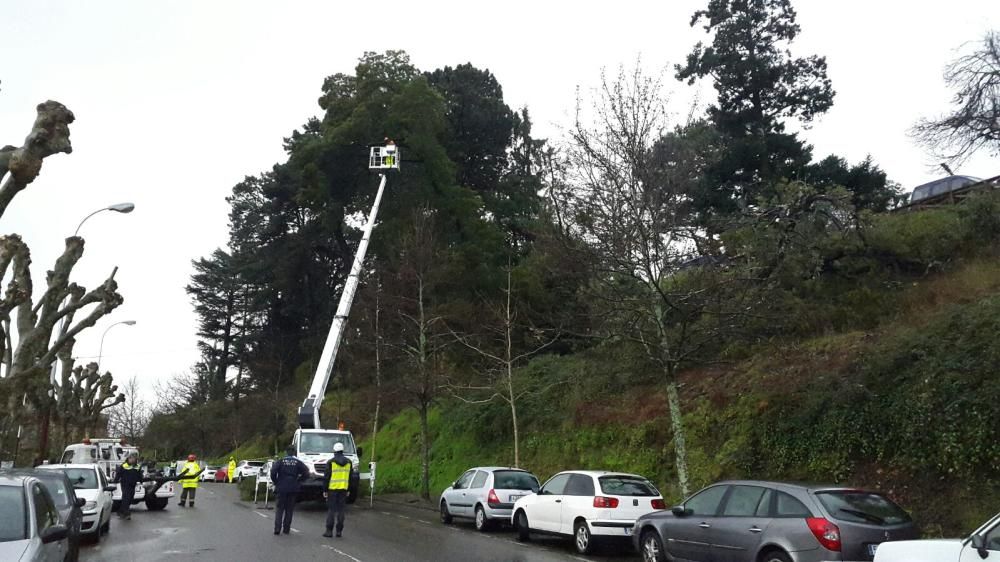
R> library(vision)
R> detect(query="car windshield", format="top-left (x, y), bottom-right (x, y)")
top-left (816, 491), bottom-right (911, 525)
top-left (0, 487), bottom-right (27, 542)
top-left (35, 475), bottom-right (72, 509)
top-left (63, 469), bottom-right (98, 490)
top-left (599, 476), bottom-right (659, 497)
top-left (299, 433), bottom-right (356, 455)
top-left (493, 471), bottom-right (539, 491)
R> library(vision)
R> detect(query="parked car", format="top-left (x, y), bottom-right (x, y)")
top-left (199, 466), bottom-right (218, 482)
top-left (234, 460), bottom-right (266, 482)
top-left (874, 511), bottom-right (1000, 561)
top-left (24, 470), bottom-right (83, 560)
top-left (440, 467), bottom-right (540, 531)
top-left (0, 472), bottom-right (71, 562)
top-left (36, 464), bottom-right (114, 544)
top-left (634, 480), bottom-right (918, 562)
top-left (214, 468), bottom-right (228, 483)
top-left (512, 470), bottom-right (665, 554)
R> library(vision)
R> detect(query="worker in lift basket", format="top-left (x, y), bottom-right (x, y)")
top-left (176, 454), bottom-right (201, 507)
top-left (270, 446), bottom-right (310, 536)
top-left (322, 442), bottom-right (351, 538)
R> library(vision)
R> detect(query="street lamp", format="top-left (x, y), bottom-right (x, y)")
top-left (74, 202), bottom-right (135, 237)
top-left (97, 320), bottom-right (136, 370)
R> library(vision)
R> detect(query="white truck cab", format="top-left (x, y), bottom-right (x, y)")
top-left (875, 512), bottom-right (1000, 561)
top-left (292, 429), bottom-right (362, 503)
top-left (59, 438), bottom-right (175, 511)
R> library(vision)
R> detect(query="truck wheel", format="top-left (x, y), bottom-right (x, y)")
top-left (145, 496), bottom-right (169, 511)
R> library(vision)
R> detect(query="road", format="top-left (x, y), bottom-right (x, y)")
top-left (81, 483), bottom-right (637, 562)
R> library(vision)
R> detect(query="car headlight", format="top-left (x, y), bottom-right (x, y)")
top-left (84, 501), bottom-right (97, 512)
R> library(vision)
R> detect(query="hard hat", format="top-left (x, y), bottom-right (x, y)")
top-left (333, 443), bottom-right (345, 453)
top-left (188, 454), bottom-right (196, 461)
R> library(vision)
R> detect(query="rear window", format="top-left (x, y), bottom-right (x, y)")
top-left (599, 476), bottom-right (659, 497)
top-left (63, 469), bottom-right (98, 490)
top-left (493, 471), bottom-right (539, 491)
top-left (816, 491), bottom-right (911, 525)
top-left (248, 462), bottom-right (264, 467)
top-left (0, 486), bottom-right (27, 541)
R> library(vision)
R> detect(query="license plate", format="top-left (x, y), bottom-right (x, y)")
top-left (868, 543), bottom-right (879, 556)
top-left (509, 494), bottom-right (524, 502)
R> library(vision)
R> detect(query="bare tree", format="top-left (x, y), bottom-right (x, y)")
top-left (913, 31), bottom-right (1000, 165)
top-left (106, 376), bottom-right (149, 443)
top-left (0, 101), bottom-right (125, 461)
top-left (450, 262), bottom-right (558, 468)
top-left (556, 64), bottom-right (754, 496)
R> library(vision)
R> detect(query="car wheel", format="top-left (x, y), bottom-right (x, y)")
top-left (574, 519), bottom-right (594, 555)
top-left (762, 551), bottom-right (792, 562)
top-left (641, 530), bottom-right (666, 562)
top-left (514, 510), bottom-right (530, 542)
top-left (474, 505), bottom-right (490, 532)
top-left (440, 500), bottom-right (453, 524)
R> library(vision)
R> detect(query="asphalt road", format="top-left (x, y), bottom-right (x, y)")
top-left (80, 483), bottom-right (637, 562)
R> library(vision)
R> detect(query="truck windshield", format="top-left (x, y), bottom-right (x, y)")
top-left (299, 433), bottom-right (356, 455)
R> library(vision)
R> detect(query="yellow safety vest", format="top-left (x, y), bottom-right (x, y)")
top-left (181, 461), bottom-right (200, 489)
top-left (228, 460), bottom-right (236, 482)
top-left (327, 462), bottom-right (350, 491)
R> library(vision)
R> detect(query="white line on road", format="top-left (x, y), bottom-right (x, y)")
top-left (323, 544), bottom-right (363, 562)
top-left (379, 511), bottom-right (393, 516)
top-left (255, 512), bottom-right (268, 519)
top-left (395, 514), bottom-right (411, 520)
top-left (290, 528), bottom-right (300, 533)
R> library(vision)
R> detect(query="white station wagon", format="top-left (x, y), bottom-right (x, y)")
top-left (512, 470), bottom-right (665, 554)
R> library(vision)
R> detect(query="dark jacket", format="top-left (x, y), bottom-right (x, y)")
top-left (322, 452), bottom-right (352, 490)
top-left (115, 461), bottom-right (143, 488)
top-left (270, 455), bottom-right (310, 494)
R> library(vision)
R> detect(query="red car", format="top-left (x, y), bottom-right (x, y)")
top-left (214, 468), bottom-right (228, 483)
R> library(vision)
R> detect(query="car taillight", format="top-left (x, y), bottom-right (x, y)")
top-left (806, 517), bottom-right (842, 552)
top-left (487, 489), bottom-right (501, 506)
top-left (651, 499), bottom-right (666, 510)
top-left (593, 496), bottom-right (619, 508)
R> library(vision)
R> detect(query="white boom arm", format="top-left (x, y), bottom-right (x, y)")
top-left (298, 172), bottom-right (389, 429)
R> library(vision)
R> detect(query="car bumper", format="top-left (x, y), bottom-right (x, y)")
top-left (80, 512), bottom-right (101, 534)
top-left (589, 519), bottom-right (637, 537)
top-left (483, 505), bottom-right (514, 520)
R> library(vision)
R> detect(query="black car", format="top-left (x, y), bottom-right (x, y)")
top-left (28, 470), bottom-right (84, 561)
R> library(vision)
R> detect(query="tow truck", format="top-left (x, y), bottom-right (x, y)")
top-left (59, 437), bottom-right (176, 511)
top-left (291, 142), bottom-right (398, 504)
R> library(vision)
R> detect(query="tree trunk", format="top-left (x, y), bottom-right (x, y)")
top-left (665, 377), bottom-right (690, 497)
top-left (419, 402), bottom-right (430, 500)
top-left (509, 378), bottom-right (520, 468)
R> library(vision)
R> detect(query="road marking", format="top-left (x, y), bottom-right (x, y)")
top-left (255, 512), bottom-right (268, 519)
top-left (379, 511), bottom-right (393, 516)
top-left (323, 544), bottom-right (362, 562)
top-left (395, 514), bottom-right (411, 520)
top-left (291, 528), bottom-right (301, 533)
top-left (415, 519), bottom-right (431, 525)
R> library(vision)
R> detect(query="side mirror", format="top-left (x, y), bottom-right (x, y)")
top-left (75, 497), bottom-right (86, 508)
top-left (357, 447), bottom-right (363, 459)
top-left (104, 486), bottom-right (117, 492)
top-left (970, 534), bottom-right (989, 559)
top-left (671, 505), bottom-right (692, 517)
top-left (40, 524), bottom-right (69, 544)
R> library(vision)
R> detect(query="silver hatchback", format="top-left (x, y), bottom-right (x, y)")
top-left (440, 467), bottom-right (540, 531)
top-left (634, 480), bottom-right (918, 562)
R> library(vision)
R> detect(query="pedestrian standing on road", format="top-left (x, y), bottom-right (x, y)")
top-left (176, 454), bottom-right (201, 507)
top-left (228, 457), bottom-right (237, 483)
top-left (322, 442), bottom-right (351, 538)
top-left (270, 447), bottom-right (310, 536)
top-left (114, 452), bottom-right (142, 520)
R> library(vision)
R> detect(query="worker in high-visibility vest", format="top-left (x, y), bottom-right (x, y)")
top-left (113, 452), bottom-right (142, 520)
top-left (322, 442), bottom-right (351, 538)
top-left (176, 454), bottom-right (201, 507)
top-left (228, 457), bottom-right (236, 483)
top-left (383, 138), bottom-right (396, 168)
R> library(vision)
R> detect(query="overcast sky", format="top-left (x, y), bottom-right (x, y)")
top-left (1, 0), bottom-right (997, 404)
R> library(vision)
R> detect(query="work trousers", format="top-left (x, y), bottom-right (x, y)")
top-left (119, 485), bottom-right (135, 517)
top-left (274, 492), bottom-right (298, 533)
top-left (325, 490), bottom-right (347, 533)
top-left (180, 487), bottom-right (197, 505)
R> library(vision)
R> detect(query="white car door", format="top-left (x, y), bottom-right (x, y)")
top-left (97, 469), bottom-right (113, 522)
top-left (531, 473), bottom-right (571, 533)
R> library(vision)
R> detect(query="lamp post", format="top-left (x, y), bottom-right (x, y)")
top-left (97, 320), bottom-right (136, 370)
top-left (74, 202), bottom-right (135, 237)
top-left (33, 203), bottom-right (135, 466)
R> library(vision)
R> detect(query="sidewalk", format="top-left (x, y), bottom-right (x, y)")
top-left (371, 492), bottom-right (438, 513)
